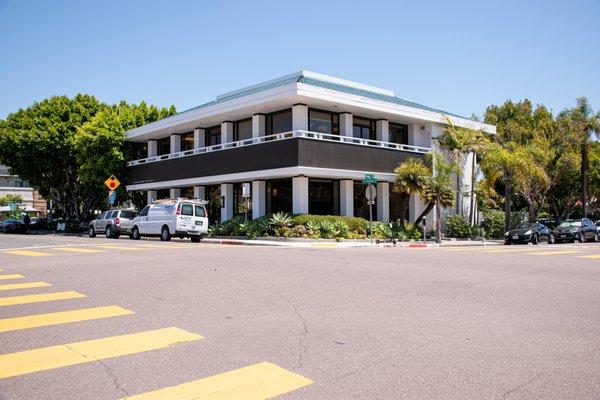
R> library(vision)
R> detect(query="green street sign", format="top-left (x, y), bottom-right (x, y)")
top-left (362, 173), bottom-right (377, 185)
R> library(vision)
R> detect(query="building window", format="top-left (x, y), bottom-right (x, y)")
top-left (266, 109), bottom-right (292, 134)
top-left (266, 179), bottom-right (293, 214)
top-left (181, 186), bottom-right (194, 199)
top-left (181, 132), bottom-right (194, 151)
top-left (205, 126), bottom-right (221, 146)
top-left (389, 123), bottom-right (408, 145)
top-left (234, 119), bottom-right (252, 141)
top-left (156, 189), bottom-right (170, 200)
top-left (309, 179), bottom-right (340, 215)
top-left (205, 185), bottom-right (221, 222)
top-left (353, 182), bottom-right (377, 220)
top-left (308, 109), bottom-right (339, 135)
top-left (353, 117), bottom-right (376, 140)
top-left (390, 191), bottom-right (409, 222)
top-left (233, 182), bottom-right (252, 217)
top-left (157, 137), bottom-right (170, 155)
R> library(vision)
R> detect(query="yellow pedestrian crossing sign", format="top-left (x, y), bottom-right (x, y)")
top-left (104, 175), bottom-right (121, 191)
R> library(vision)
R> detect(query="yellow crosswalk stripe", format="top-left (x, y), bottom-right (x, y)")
top-left (527, 250), bottom-right (582, 256)
top-left (95, 245), bottom-right (149, 251)
top-left (118, 362), bottom-right (313, 400)
top-left (3, 250), bottom-right (54, 257)
top-left (53, 247), bottom-right (106, 253)
top-left (0, 305), bottom-right (133, 333)
top-left (0, 282), bottom-right (52, 291)
top-left (0, 274), bottom-right (25, 280)
top-left (0, 291), bottom-right (86, 307)
top-left (0, 327), bottom-right (203, 379)
top-left (579, 254), bottom-right (600, 259)
top-left (483, 248), bottom-right (533, 253)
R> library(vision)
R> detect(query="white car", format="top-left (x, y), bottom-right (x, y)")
top-left (130, 200), bottom-right (208, 243)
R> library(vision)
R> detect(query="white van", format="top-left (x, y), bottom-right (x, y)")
top-left (130, 199), bottom-right (208, 242)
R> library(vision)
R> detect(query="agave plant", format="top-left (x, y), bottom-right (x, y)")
top-left (319, 220), bottom-right (336, 238)
top-left (332, 220), bottom-right (350, 238)
top-left (269, 212), bottom-right (292, 228)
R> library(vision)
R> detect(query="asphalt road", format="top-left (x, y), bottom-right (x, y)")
top-left (0, 234), bottom-right (599, 399)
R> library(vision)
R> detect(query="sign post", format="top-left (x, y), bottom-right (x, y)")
top-left (242, 182), bottom-right (251, 221)
top-left (363, 176), bottom-right (378, 244)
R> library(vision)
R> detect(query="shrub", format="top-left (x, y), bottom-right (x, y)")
top-left (444, 214), bottom-right (477, 238)
top-left (291, 214), bottom-right (367, 234)
top-left (481, 209), bottom-right (504, 238)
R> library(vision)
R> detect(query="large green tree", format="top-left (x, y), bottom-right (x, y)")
top-left (0, 95), bottom-right (107, 221)
top-left (556, 97), bottom-right (600, 217)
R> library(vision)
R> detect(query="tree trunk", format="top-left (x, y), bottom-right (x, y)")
top-left (504, 172), bottom-right (512, 232)
top-left (469, 153), bottom-right (476, 226)
top-left (581, 143), bottom-right (588, 217)
top-left (435, 199), bottom-right (442, 243)
top-left (455, 164), bottom-right (461, 216)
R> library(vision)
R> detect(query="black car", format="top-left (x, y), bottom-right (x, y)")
top-left (0, 219), bottom-right (28, 234)
top-left (553, 218), bottom-right (599, 243)
top-left (504, 222), bottom-right (554, 245)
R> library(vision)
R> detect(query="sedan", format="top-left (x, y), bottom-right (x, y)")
top-left (553, 218), bottom-right (599, 243)
top-left (0, 219), bottom-right (28, 234)
top-left (504, 222), bottom-right (554, 245)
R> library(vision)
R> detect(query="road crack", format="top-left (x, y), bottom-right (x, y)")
top-left (501, 373), bottom-right (541, 399)
top-left (64, 344), bottom-right (130, 397)
top-left (264, 287), bottom-right (309, 370)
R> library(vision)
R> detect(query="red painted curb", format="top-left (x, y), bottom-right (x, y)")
top-left (408, 243), bottom-right (427, 248)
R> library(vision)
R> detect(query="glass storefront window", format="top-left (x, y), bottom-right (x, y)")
top-left (389, 123), bottom-right (408, 145)
top-left (181, 186), bottom-right (194, 199)
top-left (353, 117), bottom-right (375, 140)
top-left (206, 126), bottom-right (221, 146)
top-left (234, 119), bottom-right (252, 141)
top-left (353, 182), bottom-right (377, 220)
top-left (233, 183), bottom-right (252, 217)
top-left (266, 109), bottom-right (292, 134)
top-left (309, 179), bottom-right (340, 215)
top-left (390, 191), bottom-right (409, 222)
top-left (156, 189), bottom-right (170, 200)
top-left (309, 110), bottom-right (339, 135)
top-left (266, 179), bottom-right (293, 214)
top-left (205, 185), bottom-right (221, 222)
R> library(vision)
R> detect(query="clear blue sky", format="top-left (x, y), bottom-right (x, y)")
top-left (1, 0), bottom-right (599, 120)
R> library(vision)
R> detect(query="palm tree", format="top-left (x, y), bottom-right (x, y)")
top-left (415, 152), bottom-right (455, 242)
top-left (393, 158), bottom-right (430, 226)
top-left (481, 141), bottom-right (547, 231)
top-left (558, 98), bottom-right (600, 217)
top-left (436, 116), bottom-right (488, 223)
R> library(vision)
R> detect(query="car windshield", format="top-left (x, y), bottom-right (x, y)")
top-left (559, 221), bottom-right (581, 228)
top-left (516, 223), bottom-right (534, 229)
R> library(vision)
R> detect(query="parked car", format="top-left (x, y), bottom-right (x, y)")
top-left (537, 217), bottom-right (561, 231)
top-left (0, 219), bottom-right (28, 234)
top-left (596, 220), bottom-right (600, 234)
top-left (88, 209), bottom-right (138, 239)
top-left (504, 222), bottom-right (554, 245)
top-left (130, 199), bottom-right (208, 242)
top-left (553, 218), bottom-right (598, 243)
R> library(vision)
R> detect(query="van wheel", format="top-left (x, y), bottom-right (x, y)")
top-left (131, 226), bottom-right (141, 240)
top-left (105, 226), bottom-right (113, 239)
top-left (89, 226), bottom-right (96, 238)
top-left (191, 236), bottom-right (201, 243)
top-left (160, 226), bottom-right (171, 242)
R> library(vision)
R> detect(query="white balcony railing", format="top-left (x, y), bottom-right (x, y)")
top-left (126, 130), bottom-right (431, 167)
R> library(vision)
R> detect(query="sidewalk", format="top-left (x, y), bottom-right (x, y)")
top-left (204, 237), bottom-right (504, 248)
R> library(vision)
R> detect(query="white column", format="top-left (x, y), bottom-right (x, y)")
top-left (170, 134), bottom-right (181, 154)
top-left (220, 183), bottom-right (234, 221)
top-left (376, 182), bottom-right (390, 223)
top-left (252, 114), bottom-right (266, 138)
top-left (221, 121), bottom-right (234, 143)
top-left (340, 180), bottom-right (354, 217)
top-left (252, 180), bottom-right (266, 219)
top-left (147, 190), bottom-right (157, 204)
top-left (292, 176), bottom-right (309, 214)
top-left (292, 104), bottom-right (308, 131)
top-left (194, 185), bottom-right (205, 201)
top-left (147, 140), bottom-right (157, 157)
top-left (193, 128), bottom-right (205, 149)
top-left (340, 113), bottom-right (353, 137)
top-left (376, 120), bottom-right (389, 142)
top-left (170, 188), bottom-right (181, 199)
